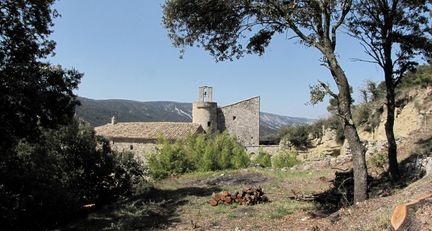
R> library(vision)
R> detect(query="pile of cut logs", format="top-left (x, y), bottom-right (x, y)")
top-left (209, 186), bottom-right (269, 206)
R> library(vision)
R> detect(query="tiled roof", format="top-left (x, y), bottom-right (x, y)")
top-left (95, 122), bottom-right (204, 141)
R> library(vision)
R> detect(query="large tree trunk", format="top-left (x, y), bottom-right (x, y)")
top-left (325, 50), bottom-right (368, 203)
top-left (384, 66), bottom-right (400, 181)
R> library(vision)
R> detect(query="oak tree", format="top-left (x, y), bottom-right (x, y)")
top-left (0, 0), bottom-right (82, 151)
top-left (348, 0), bottom-right (432, 181)
top-left (163, 0), bottom-right (369, 202)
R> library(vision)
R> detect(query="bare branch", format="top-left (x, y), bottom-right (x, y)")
top-left (349, 58), bottom-right (379, 64)
top-left (331, 0), bottom-right (352, 49)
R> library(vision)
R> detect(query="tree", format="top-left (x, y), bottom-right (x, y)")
top-left (1, 1), bottom-right (83, 228)
top-left (0, 0), bottom-right (82, 152)
top-left (279, 124), bottom-right (310, 150)
top-left (163, 0), bottom-right (368, 202)
top-left (1, 120), bottom-right (144, 230)
top-left (359, 80), bottom-right (380, 103)
top-left (348, 0), bottom-right (432, 181)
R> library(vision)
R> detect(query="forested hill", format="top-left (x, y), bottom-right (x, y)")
top-left (75, 97), bottom-right (313, 139)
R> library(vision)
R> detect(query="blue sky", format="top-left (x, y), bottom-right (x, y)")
top-left (49, 0), bottom-right (384, 119)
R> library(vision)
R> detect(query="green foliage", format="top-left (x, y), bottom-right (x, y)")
top-left (148, 139), bottom-right (195, 180)
top-left (308, 83), bottom-right (327, 105)
top-left (306, 115), bottom-right (345, 144)
top-left (359, 80), bottom-right (384, 103)
top-left (371, 153), bottom-right (387, 168)
top-left (252, 150), bottom-right (272, 168)
top-left (269, 205), bottom-right (293, 219)
top-left (0, 121), bottom-right (144, 230)
top-left (0, 1), bottom-right (82, 150)
top-left (148, 132), bottom-right (250, 180)
top-left (163, 0), bottom-right (353, 63)
top-left (353, 104), bottom-right (371, 126)
top-left (271, 150), bottom-right (300, 168)
top-left (399, 64), bottom-right (432, 89)
top-left (279, 124), bottom-right (311, 149)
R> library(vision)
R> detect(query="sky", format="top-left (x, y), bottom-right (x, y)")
top-left (49, 0), bottom-right (384, 119)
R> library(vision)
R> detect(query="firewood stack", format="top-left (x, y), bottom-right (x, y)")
top-left (209, 186), bottom-right (269, 206)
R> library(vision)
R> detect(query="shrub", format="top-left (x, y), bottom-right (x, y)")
top-left (353, 104), bottom-right (371, 126)
top-left (307, 115), bottom-right (345, 144)
top-left (148, 139), bottom-right (195, 180)
top-left (399, 64), bottom-right (432, 89)
top-left (279, 124), bottom-right (311, 149)
top-left (0, 120), bottom-right (144, 230)
top-left (371, 153), bottom-right (387, 168)
top-left (252, 150), bottom-right (272, 168)
top-left (271, 150), bottom-right (300, 168)
top-left (147, 132), bottom-right (250, 180)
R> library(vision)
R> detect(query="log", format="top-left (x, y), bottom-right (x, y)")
top-left (209, 199), bottom-right (218, 206)
top-left (209, 187), bottom-right (270, 207)
top-left (212, 192), bottom-right (221, 201)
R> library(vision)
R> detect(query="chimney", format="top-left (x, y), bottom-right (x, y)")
top-left (111, 116), bottom-right (117, 125)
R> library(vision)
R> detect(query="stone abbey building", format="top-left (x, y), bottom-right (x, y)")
top-left (95, 86), bottom-right (260, 158)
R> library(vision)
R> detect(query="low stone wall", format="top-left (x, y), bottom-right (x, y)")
top-left (111, 141), bottom-right (157, 164)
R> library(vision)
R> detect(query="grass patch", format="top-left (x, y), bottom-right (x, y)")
top-left (269, 200), bottom-right (314, 220)
top-left (267, 200), bottom-right (314, 219)
top-left (212, 203), bottom-right (239, 219)
top-left (269, 205), bottom-right (293, 219)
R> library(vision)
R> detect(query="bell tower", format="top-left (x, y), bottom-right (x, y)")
top-left (192, 86), bottom-right (218, 133)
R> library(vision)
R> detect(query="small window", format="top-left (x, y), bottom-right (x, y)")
top-left (130, 145), bottom-right (133, 150)
top-left (251, 137), bottom-right (254, 140)
top-left (207, 121), bottom-right (211, 127)
top-left (233, 116), bottom-right (237, 120)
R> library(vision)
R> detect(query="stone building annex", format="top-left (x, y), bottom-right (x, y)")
top-left (95, 86), bottom-right (260, 158)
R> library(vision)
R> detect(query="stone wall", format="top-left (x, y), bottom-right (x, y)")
top-left (218, 96), bottom-right (260, 149)
top-left (110, 140), bottom-right (157, 164)
top-left (192, 101), bottom-right (218, 133)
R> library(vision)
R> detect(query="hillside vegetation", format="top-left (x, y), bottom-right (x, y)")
top-left (278, 64), bottom-right (432, 154)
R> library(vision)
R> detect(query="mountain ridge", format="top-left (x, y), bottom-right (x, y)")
top-left (75, 97), bottom-right (314, 139)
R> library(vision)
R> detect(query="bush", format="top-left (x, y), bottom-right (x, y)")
top-left (353, 104), bottom-right (371, 126)
top-left (148, 132), bottom-right (250, 180)
top-left (399, 64), bottom-right (432, 89)
top-left (300, 115), bottom-right (345, 145)
top-left (148, 139), bottom-right (195, 180)
top-left (371, 153), bottom-right (387, 168)
top-left (279, 124), bottom-right (311, 149)
top-left (0, 120), bottom-right (144, 230)
top-left (271, 150), bottom-right (300, 168)
top-left (252, 150), bottom-right (272, 168)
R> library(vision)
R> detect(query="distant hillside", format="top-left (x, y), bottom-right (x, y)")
top-left (75, 97), bottom-right (313, 140)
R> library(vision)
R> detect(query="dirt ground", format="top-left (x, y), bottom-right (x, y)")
top-left (66, 165), bottom-right (432, 231)
top-left (66, 134), bottom-right (432, 231)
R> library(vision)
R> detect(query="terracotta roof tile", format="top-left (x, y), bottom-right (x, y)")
top-left (95, 122), bottom-right (204, 141)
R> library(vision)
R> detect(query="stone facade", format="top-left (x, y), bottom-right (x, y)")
top-left (95, 122), bottom-right (205, 159)
top-left (109, 139), bottom-right (157, 164)
top-left (192, 101), bottom-right (218, 133)
top-left (192, 86), bottom-right (260, 152)
top-left (95, 86), bottom-right (261, 156)
top-left (217, 96), bottom-right (260, 152)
